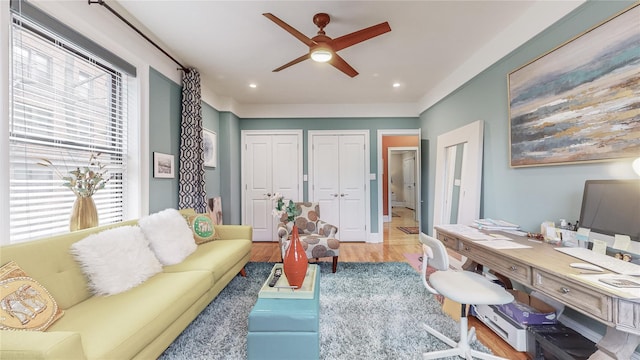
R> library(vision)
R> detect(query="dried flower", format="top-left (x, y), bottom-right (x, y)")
top-left (37, 152), bottom-right (109, 198)
top-left (270, 193), bottom-right (297, 223)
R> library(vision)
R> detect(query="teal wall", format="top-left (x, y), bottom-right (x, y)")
top-left (420, 0), bottom-right (638, 236)
top-left (219, 111), bottom-right (242, 224)
top-left (149, 68), bottom-right (181, 213)
top-left (241, 117), bottom-right (420, 233)
top-left (148, 68), bottom-right (225, 214)
top-left (419, 0), bottom-right (637, 338)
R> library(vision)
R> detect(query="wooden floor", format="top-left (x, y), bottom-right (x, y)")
top-left (250, 207), bottom-right (529, 359)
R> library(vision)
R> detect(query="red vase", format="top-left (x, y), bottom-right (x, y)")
top-left (283, 225), bottom-right (308, 289)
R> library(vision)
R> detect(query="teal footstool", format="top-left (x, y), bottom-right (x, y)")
top-left (247, 265), bottom-right (320, 360)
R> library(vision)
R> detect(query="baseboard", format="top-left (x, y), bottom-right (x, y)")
top-left (383, 215), bottom-right (390, 223)
top-left (560, 317), bottom-right (640, 360)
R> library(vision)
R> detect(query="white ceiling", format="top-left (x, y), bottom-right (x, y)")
top-left (114, 1), bottom-right (584, 117)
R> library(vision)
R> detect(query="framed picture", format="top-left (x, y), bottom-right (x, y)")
top-left (203, 129), bottom-right (217, 168)
top-left (508, 4), bottom-right (639, 167)
top-left (153, 152), bottom-right (175, 178)
top-left (207, 197), bottom-right (223, 225)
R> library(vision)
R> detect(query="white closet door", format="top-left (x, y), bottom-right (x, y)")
top-left (272, 134), bottom-right (300, 204)
top-left (312, 135), bottom-right (341, 228)
top-left (311, 133), bottom-right (367, 241)
top-left (338, 135), bottom-right (366, 240)
top-left (244, 135), bottom-right (273, 241)
top-left (243, 133), bottom-right (300, 241)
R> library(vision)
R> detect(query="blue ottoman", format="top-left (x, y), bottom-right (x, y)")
top-left (247, 265), bottom-right (320, 360)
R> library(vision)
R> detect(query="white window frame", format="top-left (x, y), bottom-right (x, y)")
top-left (1, 1), bottom-right (142, 244)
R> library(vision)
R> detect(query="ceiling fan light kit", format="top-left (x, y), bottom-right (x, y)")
top-left (263, 12), bottom-right (391, 77)
top-left (310, 47), bottom-right (332, 62)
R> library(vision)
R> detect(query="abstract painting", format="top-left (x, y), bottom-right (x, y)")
top-left (508, 4), bottom-right (640, 167)
top-left (203, 129), bottom-right (217, 168)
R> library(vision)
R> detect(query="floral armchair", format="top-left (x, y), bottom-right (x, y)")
top-left (277, 202), bottom-right (340, 272)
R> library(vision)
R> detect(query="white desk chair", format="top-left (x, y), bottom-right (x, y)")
top-left (420, 233), bottom-right (514, 360)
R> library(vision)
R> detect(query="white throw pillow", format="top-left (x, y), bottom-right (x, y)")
top-left (71, 226), bottom-right (162, 296)
top-left (138, 208), bottom-right (197, 265)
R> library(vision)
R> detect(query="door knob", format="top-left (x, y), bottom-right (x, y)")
top-left (265, 193), bottom-right (272, 197)
top-left (331, 193), bottom-right (338, 197)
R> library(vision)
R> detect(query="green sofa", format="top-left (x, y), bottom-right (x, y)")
top-left (0, 211), bottom-right (253, 360)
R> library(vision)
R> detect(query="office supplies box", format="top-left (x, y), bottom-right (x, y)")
top-left (527, 324), bottom-right (597, 360)
top-left (474, 304), bottom-right (528, 352)
top-left (497, 290), bottom-right (557, 325)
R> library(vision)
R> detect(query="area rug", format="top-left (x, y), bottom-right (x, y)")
top-left (397, 226), bottom-right (420, 234)
top-left (159, 262), bottom-right (491, 360)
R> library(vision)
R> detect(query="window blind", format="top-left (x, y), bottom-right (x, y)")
top-left (9, 13), bottom-right (130, 243)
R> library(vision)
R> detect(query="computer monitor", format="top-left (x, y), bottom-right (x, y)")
top-left (579, 180), bottom-right (640, 254)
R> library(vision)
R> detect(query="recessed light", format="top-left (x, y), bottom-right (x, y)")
top-left (249, 83), bottom-right (257, 88)
top-left (392, 83), bottom-right (401, 88)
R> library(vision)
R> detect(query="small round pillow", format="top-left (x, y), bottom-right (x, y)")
top-left (188, 214), bottom-right (218, 244)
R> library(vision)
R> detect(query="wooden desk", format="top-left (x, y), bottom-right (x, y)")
top-left (434, 226), bottom-right (640, 360)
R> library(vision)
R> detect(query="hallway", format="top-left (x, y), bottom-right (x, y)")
top-left (384, 206), bottom-right (419, 246)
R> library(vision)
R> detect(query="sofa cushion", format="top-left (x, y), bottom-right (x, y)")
top-left (0, 330), bottom-right (85, 360)
top-left (0, 220), bottom-right (139, 310)
top-left (48, 270), bottom-right (212, 360)
top-left (139, 208), bottom-right (197, 265)
top-left (0, 261), bottom-right (63, 331)
top-left (70, 226), bottom-right (162, 296)
top-left (164, 239), bottom-right (252, 281)
top-left (187, 214), bottom-right (220, 244)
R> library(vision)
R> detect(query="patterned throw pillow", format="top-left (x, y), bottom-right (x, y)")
top-left (188, 214), bottom-right (220, 244)
top-left (0, 261), bottom-right (63, 331)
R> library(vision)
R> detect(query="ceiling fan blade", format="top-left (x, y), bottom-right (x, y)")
top-left (263, 13), bottom-right (316, 47)
top-left (331, 22), bottom-right (391, 52)
top-left (329, 54), bottom-right (358, 77)
top-left (273, 53), bottom-right (311, 72)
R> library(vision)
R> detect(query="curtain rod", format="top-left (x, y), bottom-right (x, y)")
top-left (87, 0), bottom-right (189, 73)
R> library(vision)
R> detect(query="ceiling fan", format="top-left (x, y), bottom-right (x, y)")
top-left (263, 12), bottom-right (391, 78)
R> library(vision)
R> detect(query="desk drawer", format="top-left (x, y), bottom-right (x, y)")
top-left (533, 269), bottom-right (611, 323)
top-left (457, 241), bottom-right (530, 284)
top-left (436, 233), bottom-right (458, 250)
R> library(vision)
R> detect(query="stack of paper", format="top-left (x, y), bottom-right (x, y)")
top-left (436, 224), bottom-right (493, 240)
top-left (473, 219), bottom-right (520, 231)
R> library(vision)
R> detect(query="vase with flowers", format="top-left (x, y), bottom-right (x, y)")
top-left (271, 193), bottom-right (307, 289)
top-left (38, 152), bottom-right (109, 231)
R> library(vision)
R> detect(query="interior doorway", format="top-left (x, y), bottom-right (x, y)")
top-left (376, 129), bottom-right (421, 243)
top-left (388, 148), bottom-right (418, 221)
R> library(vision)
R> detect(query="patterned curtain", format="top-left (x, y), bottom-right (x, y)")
top-left (178, 69), bottom-right (207, 213)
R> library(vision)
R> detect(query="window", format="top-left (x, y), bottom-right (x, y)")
top-left (9, 11), bottom-right (132, 243)
top-left (12, 46), bottom-right (52, 86)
